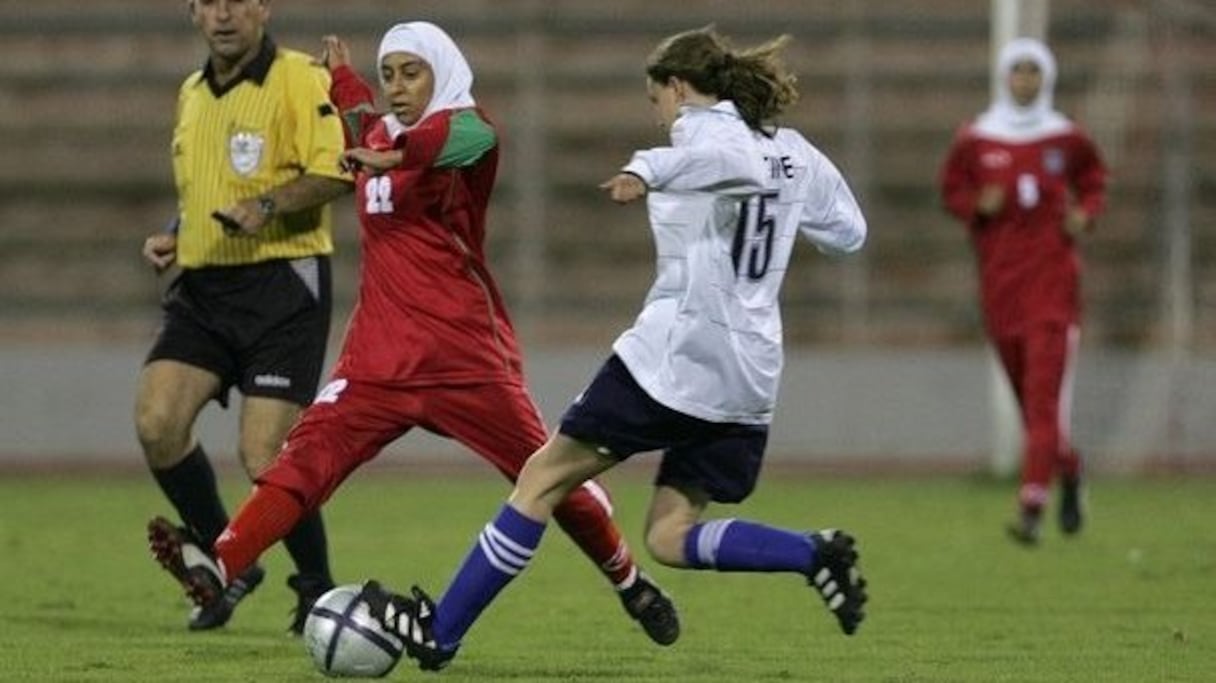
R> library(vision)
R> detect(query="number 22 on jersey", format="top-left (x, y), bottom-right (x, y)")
top-left (364, 176), bottom-right (394, 214)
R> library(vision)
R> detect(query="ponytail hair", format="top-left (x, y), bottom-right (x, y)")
top-left (645, 26), bottom-right (798, 131)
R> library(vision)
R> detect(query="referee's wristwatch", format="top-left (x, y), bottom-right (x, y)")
top-left (256, 195), bottom-right (277, 220)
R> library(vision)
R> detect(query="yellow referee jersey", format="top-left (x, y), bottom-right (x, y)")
top-left (172, 36), bottom-right (350, 267)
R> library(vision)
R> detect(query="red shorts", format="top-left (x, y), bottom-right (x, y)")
top-left (258, 378), bottom-right (549, 509)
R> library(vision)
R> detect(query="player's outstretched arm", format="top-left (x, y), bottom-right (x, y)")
top-left (321, 34), bottom-right (377, 147)
top-left (599, 172), bottom-right (647, 204)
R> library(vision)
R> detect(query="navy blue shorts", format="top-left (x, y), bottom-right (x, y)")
top-left (559, 355), bottom-right (768, 504)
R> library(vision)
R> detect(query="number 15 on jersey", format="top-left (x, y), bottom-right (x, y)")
top-left (732, 191), bottom-right (779, 281)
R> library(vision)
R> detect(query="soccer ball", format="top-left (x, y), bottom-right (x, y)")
top-left (303, 584), bottom-right (404, 678)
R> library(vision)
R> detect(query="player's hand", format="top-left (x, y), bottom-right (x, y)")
top-left (975, 184), bottom-right (1005, 217)
top-left (213, 198), bottom-right (269, 236)
top-left (1065, 207), bottom-right (1092, 237)
top-left (320, 35), bottom-right (351, 70)
top-left (341, 147), bottom-right (402, 174)
top-left (599, 173), bottom-right (647, 204)
top-left (142, 233), bottom-right (177, 273)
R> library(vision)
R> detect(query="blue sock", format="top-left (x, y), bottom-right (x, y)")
top-left (433, 504), bottom-right (546, 649)
top-left (682, 519), bottom-right (815, 574)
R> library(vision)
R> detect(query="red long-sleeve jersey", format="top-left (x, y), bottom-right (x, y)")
top-left (327, 65), bottom-right (524, 386)
top-left (940, 124), bottom-right (1107, 336)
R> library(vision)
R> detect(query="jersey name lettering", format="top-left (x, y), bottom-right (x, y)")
top-left (764, 155), bottom-right (796, 180)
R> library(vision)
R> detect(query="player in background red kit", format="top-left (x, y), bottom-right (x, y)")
top-left (149, 21), bottom-right (679, 645)
top-left (940, 37), bottom-right (1107, 545)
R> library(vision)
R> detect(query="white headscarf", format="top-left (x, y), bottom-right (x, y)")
top-left (974, 38), bottom-right (1071, 142)
top-left (377, 21), bottom-right (475, 133)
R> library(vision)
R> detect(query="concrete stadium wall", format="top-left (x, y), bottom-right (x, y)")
top-left (3, 345), bottom-right (1213, 472)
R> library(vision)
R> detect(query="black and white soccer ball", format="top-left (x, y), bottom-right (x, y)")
top-left (303, 584), bottom-right (404, 678)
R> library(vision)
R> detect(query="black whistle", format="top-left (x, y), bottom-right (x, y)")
top-left (210, 211), bottom-right (243, 236)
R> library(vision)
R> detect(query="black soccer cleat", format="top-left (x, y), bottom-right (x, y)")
top-left (807, 529), bottom-right (868, 636)
top-left (1058, 476), bottom-right (1084, 535)
top-left (188, 563), bottom-right (265, 631)
top-left (147, 516), bottom-right (226, 618)
top-left (362, 581), bottom-right (457, 672)
top-left (286, 572), bottom-right (335, 635)
top-left (619, 572), bottom-right (681, 646)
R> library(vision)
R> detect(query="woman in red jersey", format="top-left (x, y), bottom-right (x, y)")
top-left (940, 38), bottom-right (1107, 545)
top-left (149, 21), bottom-right (678, 646)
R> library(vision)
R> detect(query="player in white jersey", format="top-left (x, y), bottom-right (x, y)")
top-left (360, 27), bottom-right (870, 671)
top-left (614, 116), bottom-right (866, 425)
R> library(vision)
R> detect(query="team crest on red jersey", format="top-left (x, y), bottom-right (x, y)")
top-left (1042, 147), bottom-right (1065, 175)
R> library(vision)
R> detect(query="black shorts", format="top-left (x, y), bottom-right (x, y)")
top-left (559, 355), bottom-right (768, 504)
top-left (145, 256), bottom-right (332, 407)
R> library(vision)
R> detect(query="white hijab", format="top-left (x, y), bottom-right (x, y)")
top-left (377, 21), bottom-right (475, 134)
top-left (975, 38), bottom-right (1071, 142)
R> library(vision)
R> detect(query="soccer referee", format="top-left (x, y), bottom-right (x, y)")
top-left (135, 0), bottom-right (352, 634)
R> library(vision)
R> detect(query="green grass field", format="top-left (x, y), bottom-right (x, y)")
top-left (1, 468), bottom-right (1212, 682)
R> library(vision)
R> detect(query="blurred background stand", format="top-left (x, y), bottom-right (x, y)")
top-left (0, 0), bottom-right (1212, 472)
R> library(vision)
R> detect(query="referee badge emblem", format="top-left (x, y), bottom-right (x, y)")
top-left (228, 131), bottom-right (265, 176)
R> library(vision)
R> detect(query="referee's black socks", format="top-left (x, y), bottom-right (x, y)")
top-left (151, 443), bottom-right (230, 547)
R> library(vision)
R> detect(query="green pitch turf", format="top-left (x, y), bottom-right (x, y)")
top-left (0, 467), bottom-right (1212, 682)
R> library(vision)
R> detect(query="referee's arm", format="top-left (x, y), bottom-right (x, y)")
top-left (214, 175), bottom-right (351, 236)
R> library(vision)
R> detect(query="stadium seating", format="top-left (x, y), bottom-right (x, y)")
top-left (0, 0), bottom-right (1211, 347)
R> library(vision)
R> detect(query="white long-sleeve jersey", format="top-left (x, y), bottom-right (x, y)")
top-left (614, 101), bottom-right (866, 424)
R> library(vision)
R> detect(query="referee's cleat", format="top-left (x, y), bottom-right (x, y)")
top-left (189, 563), bottom-right (265, 631)
top-left (147, 516), bottom-right (226, 620)
top-left (363, 581), bottom-right (456, 672)
top-left (287, 573), bottom-right (335, 636)
top-left (807, 529), bottom-right (868, 635)
top-left (619, 572), bottom-right (681, 646)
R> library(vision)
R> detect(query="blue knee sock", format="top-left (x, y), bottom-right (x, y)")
top-left (683, 518), bottom-right (814, 573)
top-left (433, 504), bottom-right (546, 649)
